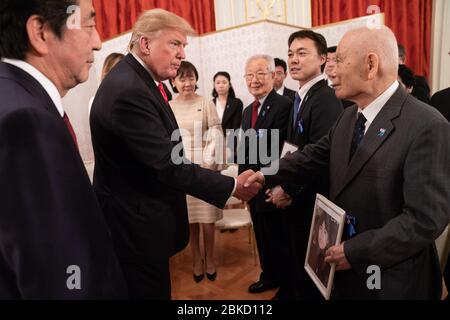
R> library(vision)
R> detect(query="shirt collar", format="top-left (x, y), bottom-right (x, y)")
top-left (131, 52), bottom-right (160, 87)
top-left (3, 58), bottom-right (64, 117)
top-left (257, 94), bottom-right (269, 107)
top-left (276, 85), bottom-right (285, 96)
top-left (359, 81), bottom-right (399, 125)
top-left (297, 74), bottom-right (324, 101)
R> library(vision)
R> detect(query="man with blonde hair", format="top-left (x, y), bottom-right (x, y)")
top-left (245, 26), bottom-right (450, 299)
top-left (90, 9), bottom-right (261, 299)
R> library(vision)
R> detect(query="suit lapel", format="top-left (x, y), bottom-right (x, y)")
top-left (255, 90), bottom-right (276, 129)
top-left (296, 79), bottom-right (326, 124)
top-left (221, 96), bottom-right (233, 127)
top-left (242, 103), bottom-right (253, 130)
top-left (335, 87), bottom-right (406, 197)
top-left (287, 102), bottom-right (295, 141)
top-left (125, 54), bottom-right (179, 130)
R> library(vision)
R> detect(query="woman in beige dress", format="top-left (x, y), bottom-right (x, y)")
top-left (170, 61), bottom-right (224, 282)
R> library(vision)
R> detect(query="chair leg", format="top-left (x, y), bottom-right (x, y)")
top-left (250, 225), bottom-right (258, 266)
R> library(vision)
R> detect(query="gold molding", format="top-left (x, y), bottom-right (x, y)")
top-left (245, 0), bottom-right (287, 23)
top-left (313, 13), bottom-right (385, 30)
top-left (102, 13), bottom-right (385, 44)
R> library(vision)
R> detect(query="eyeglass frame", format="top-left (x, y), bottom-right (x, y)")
top-left (243, 71), bottom-right (271, 81)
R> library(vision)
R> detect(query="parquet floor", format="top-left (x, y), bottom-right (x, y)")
top-left (170, 226), bottom-right (277, 300)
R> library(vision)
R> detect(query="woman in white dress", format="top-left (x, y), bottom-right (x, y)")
top-left (170, 61), bottom-right (224, 282)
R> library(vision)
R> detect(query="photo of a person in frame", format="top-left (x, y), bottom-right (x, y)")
top-left (307, 208), bottom-right (339, 287)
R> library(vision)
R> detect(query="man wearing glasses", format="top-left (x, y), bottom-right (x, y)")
top-left (239, 55), bottom-right (291, 297)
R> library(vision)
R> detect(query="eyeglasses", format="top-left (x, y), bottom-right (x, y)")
top-left (244, 72), bottom-right (270, 81)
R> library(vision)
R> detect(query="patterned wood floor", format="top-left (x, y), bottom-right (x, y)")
top-left (170, 226), bottom-right (277, 300)
top-left (170, 226), bottom-right (449, 300)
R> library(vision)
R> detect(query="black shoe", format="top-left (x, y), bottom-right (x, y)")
top-left (206, 271), bottom-right (217, 281)
top-left (193, 273), bottom-right (204, 283)
top-left (248, 281), bottom-right (278, 294)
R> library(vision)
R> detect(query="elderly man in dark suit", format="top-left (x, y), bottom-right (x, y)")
top-left (0, 0), bottom-right (127, 299)
top-left (270, 30), bottom-right (342, 300)
top-left (245, 26), bottom-right (450, 299)
top-left (238, 54), bottom-right (291, 296)
top-left (90, 9), bottom-right (260, 300)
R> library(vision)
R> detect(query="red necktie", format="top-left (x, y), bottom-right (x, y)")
top-left (251, 100), bottom-right (260, 129)
top-left (63, 113), bottom-right (78, 149)
top-left (158, 82), bottom-right (169, 103)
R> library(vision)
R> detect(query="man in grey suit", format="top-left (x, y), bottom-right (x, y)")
top-left (246, 26), bottom-right (450, 299)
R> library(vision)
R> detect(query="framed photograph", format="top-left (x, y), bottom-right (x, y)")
top-left (304, 194), bottom-right (346, 300)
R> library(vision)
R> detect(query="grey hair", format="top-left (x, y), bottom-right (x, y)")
top-left (245, 54), bottom-right (276, 72)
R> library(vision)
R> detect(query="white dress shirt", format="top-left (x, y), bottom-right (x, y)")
top-left (276, 86), bottom-right (286, 96)
top-left (255, 94), bottom-right (269, 115)
top-left (296, 74), bottom-right (324, 110)
top-left (359, 81), bottom-right (399, 133)
top-left (132, 52), bottom-right (161, 88)
top-left (3, 58), bottom-right (64, 117)
top-left (215, 99), bottom-right (226, 122)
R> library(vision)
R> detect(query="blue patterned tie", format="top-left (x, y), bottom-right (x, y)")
top-left (293, 92), bottom-right (302, 129)
top-left (350, 112), bottom-right (367, 160)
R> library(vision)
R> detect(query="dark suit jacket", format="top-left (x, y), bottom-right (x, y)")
top-left (283, 79), bottom-right (342, 225)
top-left (411, 75), bottom-right (431, 104)
top-left (0, 62), bottom-right (126, 299)
top-left (282, 86), bottom-right (297, 102)
top-left (430, 87), bottom-right (450, 121)
top-left (213, 96), bottom-right (243, 134)
top-left (238, 90), bottom-right (291, 213)
top-left (267, 86), bottom-right (450, 299)
top-left (90, 54), bottom-right (234, 264)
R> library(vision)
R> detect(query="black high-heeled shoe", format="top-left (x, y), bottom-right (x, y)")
top-left (206, 271), bottom-right (217, 281)
top-left (193, 273), bottom-right (204, 283)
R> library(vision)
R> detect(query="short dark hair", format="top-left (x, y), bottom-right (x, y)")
top-left (0, 0), bottom-right (78, 60)
top-left (288, 30), bottom-right (328, 72)
top-left (274, 58), bottom-right (287, 73)
top-left (212, 71), bottom-right (236, 99)
top-left (398, 43), bottom-right (406, 60)
top-left (398, 64), bottom-right (415, 89)
top-left (288, 30), bottom-right (328, 57)
top-left (171, 61), bottom-right (199, 94)
top-left (327, 46), bottom-right (337, 53)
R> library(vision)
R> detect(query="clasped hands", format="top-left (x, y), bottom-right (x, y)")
top-left (233, 170), bottom-right (264, 201)
top-left (235, 171), bottom-right (293, 208)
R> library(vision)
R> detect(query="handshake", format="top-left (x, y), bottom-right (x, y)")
top-left (232, 170), bottom-right (264, 201)
top-left (232, 170), bottom-right (293, 208)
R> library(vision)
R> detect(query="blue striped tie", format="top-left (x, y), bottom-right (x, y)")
top-left (293, 92), bottom-right (302, 129)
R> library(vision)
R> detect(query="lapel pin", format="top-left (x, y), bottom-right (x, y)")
top-left (378, 128), bottom-right (386, 137)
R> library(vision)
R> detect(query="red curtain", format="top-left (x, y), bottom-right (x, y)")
top-left (311, 0), bottom-right (432, 78)
top-left (93, 0), bottom-right (216, 40)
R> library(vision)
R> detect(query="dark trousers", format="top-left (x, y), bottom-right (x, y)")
top-left (121, 261), bottom-right (171, 300)
top-left (249, 202), bottom-right (286, 286)
top-left (279, 201), bottom-right (323, 300)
